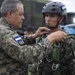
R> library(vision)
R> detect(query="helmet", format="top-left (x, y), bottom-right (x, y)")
top-left (42, 2), bottom-right (67, 19)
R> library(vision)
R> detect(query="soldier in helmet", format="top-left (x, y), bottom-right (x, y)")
top-left (36, 1), bottom-right (75, 75)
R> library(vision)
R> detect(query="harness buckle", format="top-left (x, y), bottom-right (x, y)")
top-left (52, 63), bottom-right (59, 71)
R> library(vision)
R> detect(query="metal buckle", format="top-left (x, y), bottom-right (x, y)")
top-left (52, 63), bottom-right (59, 71)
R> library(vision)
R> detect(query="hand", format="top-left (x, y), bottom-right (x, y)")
top-left (47, 31), bottom-right (67, 45)
top-left (32, 27), bottom-right (50, 39)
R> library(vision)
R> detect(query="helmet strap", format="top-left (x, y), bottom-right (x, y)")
top-left (46, 19), bottom-right (60, 29)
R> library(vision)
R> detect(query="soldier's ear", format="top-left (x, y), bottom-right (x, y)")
top-left (59, 16), bottom-right (64, 23)
top-left (7, 11), bottom-right (13, 18)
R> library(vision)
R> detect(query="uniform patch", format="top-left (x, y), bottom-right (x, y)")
top-left (14, 36), bottom-right (22, 43)
top-left (61, 5), bottom-right (66, 10)
top-left (13, 35), bottom-right (25, 46)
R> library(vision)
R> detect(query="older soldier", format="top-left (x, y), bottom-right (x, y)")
top-left (36, 1), bottom-right (75, 75)
top-left (0, 0), bottom-right (67, 75)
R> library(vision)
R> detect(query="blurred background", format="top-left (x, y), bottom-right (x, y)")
top-left (0, 0), bottom-right (75, 30)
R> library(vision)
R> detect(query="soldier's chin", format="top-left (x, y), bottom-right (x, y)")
top-left (46, 25), bottom-right (55, 29)
top-left (46, 24), bottom-right (51, 28)
top-left (46, 23), bottom-right (51, 26)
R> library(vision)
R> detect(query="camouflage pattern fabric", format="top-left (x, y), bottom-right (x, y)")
top-left (36, 31), bottom-right (75, 75)
top-left (0, 17), bottom-right (51, 75)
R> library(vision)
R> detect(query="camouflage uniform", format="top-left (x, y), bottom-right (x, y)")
top-left (36, 28), bottom-right (75, 75)
top-left (0, 18), bottom-right (52, 75)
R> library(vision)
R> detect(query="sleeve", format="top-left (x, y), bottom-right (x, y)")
top-left (36, 37), bottom-right (42, 43)
top-left (68, 35), bottom-right (75, 75)
top-left (23, 35), bottom-right (36, 45)
top-left (71, 35), bottom-right (75, 75)
top-left (0, 28), bottom-right (51, 64)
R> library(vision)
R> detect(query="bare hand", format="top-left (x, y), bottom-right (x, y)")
top-left (32, 27), bottom-right (50, 38)
top-left (47, 31), bottom-right (67, 45)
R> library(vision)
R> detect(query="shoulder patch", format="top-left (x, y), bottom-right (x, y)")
top-left (14, 36), bottom-right (22, 42)
top-left (13, 34), bottom-right (25, 46)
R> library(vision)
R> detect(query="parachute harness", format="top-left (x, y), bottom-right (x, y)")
top-left (45, 34), bottom-right (75, 75)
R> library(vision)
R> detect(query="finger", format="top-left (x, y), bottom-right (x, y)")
top-left (61, 36), bottom-right (67, 42)
top-left (61, 39), bottom-right (64, 42)
top-left (63, 36), bottom-right (67, 40)
top-left (40, 27), bottom-right (50, 31)
top-left (61, 31), bottom-right (67, 36)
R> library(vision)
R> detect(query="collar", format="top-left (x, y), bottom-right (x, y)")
top-left (1, 17), bottom-right (18, 31)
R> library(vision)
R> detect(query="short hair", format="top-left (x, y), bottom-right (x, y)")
top-left (0, 0), bottom-right (23, 17)
top-left (24, 26), bottom-right (35, 33)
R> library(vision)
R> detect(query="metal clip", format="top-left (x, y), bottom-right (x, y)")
top-left (52, 63), bottom-right (59, 71)
top-left (54, 42), bottom-right (60, 47)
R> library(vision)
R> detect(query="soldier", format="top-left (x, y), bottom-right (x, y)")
top-left (0, 0), bottom-right (67, 75)
top-left (24, 25), bottom-right (35, 35)
top-left (36, 1), bottom-right (75, 75)
top-left (17, 25), bottom-right (35, 36)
